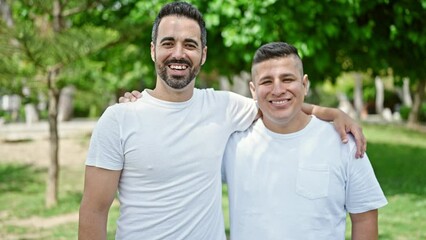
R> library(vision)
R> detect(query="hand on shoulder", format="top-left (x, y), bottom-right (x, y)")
top-left (118, 90), bottom-right (142, 103)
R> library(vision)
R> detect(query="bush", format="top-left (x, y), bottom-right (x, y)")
top-left (399, 103), bottom-right (426, 122)
top-left (399, 106), bottom-right (411, 120)
top-left (421, 103), bottom-right (426, 122)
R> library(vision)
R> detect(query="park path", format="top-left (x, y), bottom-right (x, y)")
top-left (0, 119), bottom-right (96, 167)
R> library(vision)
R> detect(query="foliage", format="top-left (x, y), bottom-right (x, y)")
top-left (399, 103), bottom-right (426, 122)
top-left (0, 0), bottom-right (120, 117)
top-left (69, 0), bottom-right (161, 97)
top-left (2, 0), bottom-right (424, 117)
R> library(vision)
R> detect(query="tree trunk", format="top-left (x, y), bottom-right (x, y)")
top-left (58, 85), bottom-right (75, 121)
top-left (402, 78), bottom-right (413, 107)
top-left (52, 0), bottom-right (64, 32)
top-left (353, 73), bottom-right (364, 120)
top-left (44, 0), bottom-right (66, 208)
top-left (46, 69), bottom-right (60, 208)
top-left (24, 103), bottom-right (39, 125)
top-left (0, 0), bottom-right (14, 27)
top-left (408, 80), bottom-right (426, 127)
top-left (375, 76), bottom-right (384, 115)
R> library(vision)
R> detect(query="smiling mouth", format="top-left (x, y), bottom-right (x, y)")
top-left (270, 99), bottom-right (290, 105)
top-left (169, 64), bottom-right (188, 70)
top-left (271, 100), bottom-right (288, 104)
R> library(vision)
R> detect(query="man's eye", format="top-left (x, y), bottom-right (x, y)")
top-left (186, 44), bottom-right (196, 49)
top-left (260, 80), bottom-right (272, 85)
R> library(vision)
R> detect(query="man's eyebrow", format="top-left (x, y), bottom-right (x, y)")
top-left (159, 37), bottom-right (200, 47)
top-left (258, 73), bottom-right (296, 81)
top-left (258, 75), bottom-right (272, 81)
top-left (185, 38), bottom-right (199, 46)
top-left (159, 37), bottom-right (174, 43)
top-left (279, 73), bottom-right (296, 78)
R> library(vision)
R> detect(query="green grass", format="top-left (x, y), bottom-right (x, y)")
top-left (0, 123), bottom-right (425, 239)
top-left (357, 124), bottom-right (426, 239)
top-left (0, 163), bottom-right (118, 239)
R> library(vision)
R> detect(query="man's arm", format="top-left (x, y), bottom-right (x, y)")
top-left (78, 166), bottom-right (121, 240)
top-left (350, 209), bottom-right (379, 240)
top-left (302, 103), bottom-right (366, 158)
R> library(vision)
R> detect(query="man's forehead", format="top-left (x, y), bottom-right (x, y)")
top-left (157, 15), bottom-right (201, 36)
top-left (252, 57), bottom-right (301, 79)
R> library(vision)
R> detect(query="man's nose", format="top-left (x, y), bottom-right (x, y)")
top-left (171, 44), bottom-right (186, 59)
top-left (271, 80), bottom-right (286, 96)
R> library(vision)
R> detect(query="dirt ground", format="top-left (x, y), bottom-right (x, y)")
top-left (0, 137), bottom-right (89, 169)
top-left (0, 119), bottom-right (95, 168)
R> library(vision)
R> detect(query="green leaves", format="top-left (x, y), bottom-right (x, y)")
top-left (1, 0), bottom-right (424, 103)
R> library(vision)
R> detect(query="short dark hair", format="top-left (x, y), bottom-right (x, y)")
top-left (252, 42), bottom-right (303, 76)
top-left (151, 2), bottom-right (207, 48)
top-left (253, 42), bottom-right (300, 64)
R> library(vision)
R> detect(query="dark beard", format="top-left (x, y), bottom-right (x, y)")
top-left (157, 59), bottom-right (200, 90)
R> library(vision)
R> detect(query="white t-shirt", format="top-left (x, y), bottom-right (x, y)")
top-left (223, 116), bottom-right (388, 240)
top-left (86, 88), bottom-right (257, 240)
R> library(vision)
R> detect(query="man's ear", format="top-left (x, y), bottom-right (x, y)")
top-left (150, 42), bottom-right (155, 62)
top-left (302, 74), bottom-right (309, 96)
top-left (201, 46), bottom-right (207, 65)
top-left (249, 81), bottom-right (256, 100)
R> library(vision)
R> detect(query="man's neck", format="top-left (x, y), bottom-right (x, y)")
top-left (263, 112), bottom-right (311, 134)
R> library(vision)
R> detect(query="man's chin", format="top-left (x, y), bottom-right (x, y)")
top-left (165, 80), bottom-right (193, 90)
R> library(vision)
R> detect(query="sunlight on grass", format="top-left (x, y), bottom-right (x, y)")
top-left (344, 123), bottom-right (426, 240)
top-left (379, 194), bottom-right (426, 239)
top-left (363, 124), bottom-right (426, 148)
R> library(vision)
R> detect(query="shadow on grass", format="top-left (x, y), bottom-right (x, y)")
top-left (368, 142), bottom-right (426, 196)
top-left (0, 163), bottom-right (45, 193)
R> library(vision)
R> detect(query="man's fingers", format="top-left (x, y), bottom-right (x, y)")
top-left (118, 90), bottom-right (143, 103)
top-left (118, 96), bottom-right (130, 103)
top-left (337, 124), bottom-right (349, 144)
top-left (123, 92), bottom-right (137, 102)
top-left (351, 126), bottom-right (366, 158)
top-left (131, 90), bottom-right (142, 99)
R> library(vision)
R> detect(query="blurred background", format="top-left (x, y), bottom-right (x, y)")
top-left (0, 0), bottom-right (425, 239)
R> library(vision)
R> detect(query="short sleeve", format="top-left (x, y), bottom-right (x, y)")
top-left (345, 152), bottom-right (388, 213)
top-left (86, 105), bottom-right (125, 170)
top-left (224, 91), bottom-right (258, 132)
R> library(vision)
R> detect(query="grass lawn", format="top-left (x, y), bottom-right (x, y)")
top-left (356, 124), bottom-right (426, 239)
top-left (0, 123), bottom-right (425, 239)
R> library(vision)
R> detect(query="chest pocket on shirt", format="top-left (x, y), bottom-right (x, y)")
top-left (296, 163), bottom-right (329, 199)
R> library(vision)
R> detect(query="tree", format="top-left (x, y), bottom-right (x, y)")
top-left (385, 0), bottom-right (426, 126)
top-left (341, 0), bottom-right (426, 125)
top-left (0, 0), bottom-right (118, 207)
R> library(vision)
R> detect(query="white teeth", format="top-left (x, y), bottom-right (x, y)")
top-left (170, 65), bottom-right (187, 70)
top-left (271, 100), bottom-right (288, 104)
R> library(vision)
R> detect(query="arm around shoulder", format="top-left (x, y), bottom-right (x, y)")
top-left (78, 166), bottom-right (121, 240)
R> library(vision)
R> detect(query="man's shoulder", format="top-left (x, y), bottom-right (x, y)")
top-left (195, 88), bottom-right (246, 98)
top-left (195, 88), bottom-right (251, 106)
top-left (311, 116), bottom-right (343, 135)
top-left (229, 121), bottom-right (260, 143)
top-left (105, 101), bottom-right (135, 113)
top-left (309, 116), bottom-right (358, 148)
